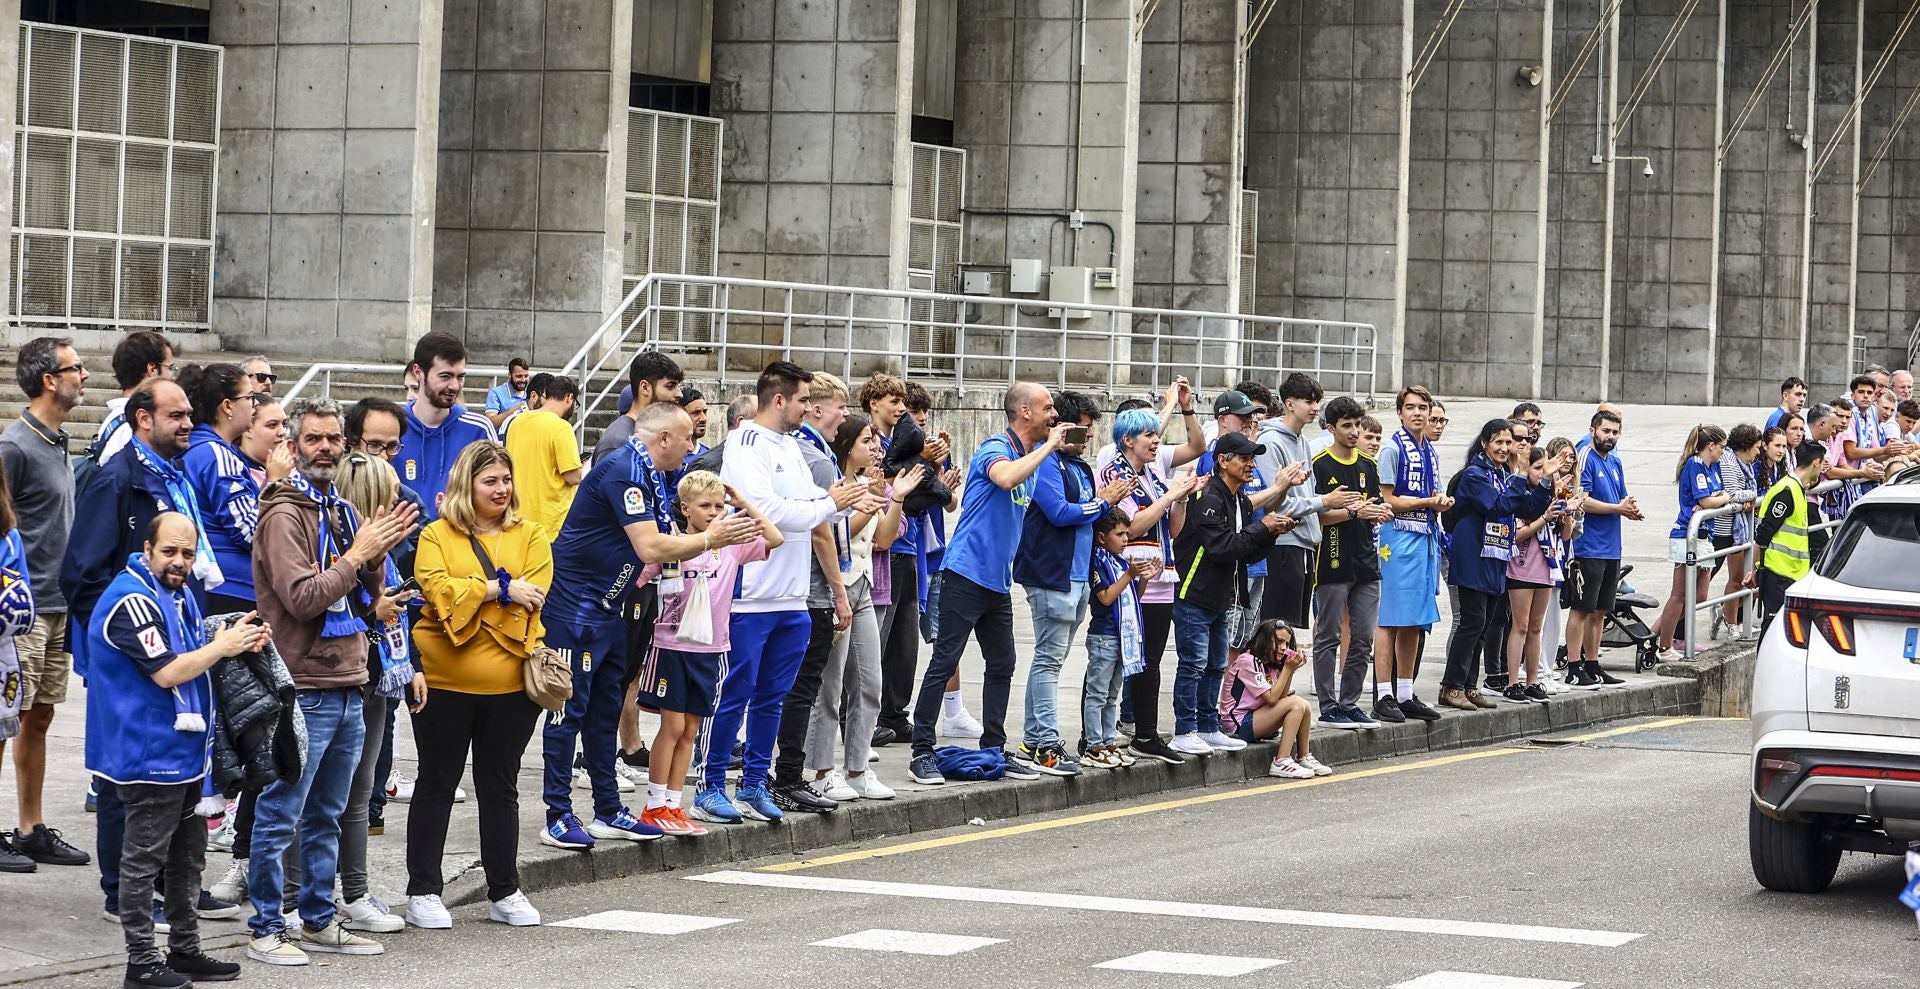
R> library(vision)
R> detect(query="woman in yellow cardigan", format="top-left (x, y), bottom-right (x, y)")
top-left (404, 442), bottom-right (552, 931)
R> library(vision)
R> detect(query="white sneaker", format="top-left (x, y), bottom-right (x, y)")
top-left (338, 895), bottom-right (403, 934)
top-left (247, 930), bottom-right (310, 966)
top-left (298, 918), bottom-right (384, 954)
top-left (404, 894), bottom-right (453, 930)
top-left (383, 773), bottom-right (414, 803)
top-left (819, 770), bottom-right (859, 802)
top-left (571, 766), bottom-right (630, 792)
top-left (571, 767), bottom-right (592, 790)
top-left (487, 890), bottom-right (541, 927)
top-left (939, 708), bottom-right (985, 739)
top-left (848, 771), bottom-right (895, 800)
top-left (1199, 730), bottom-right (1247, 752)
top-left (615, 761), bottom-right (648, 785)
top-left (1169, 733), bottom-right (1213, 756)
top-left (206, 813), bottom-right (236, 851)
top-left (1297, 754), bottom-right (1333, 777)
top-left (210, 859), bottom-right (248, 906)
top-left (1268, 757), bottom-right (1316, 780)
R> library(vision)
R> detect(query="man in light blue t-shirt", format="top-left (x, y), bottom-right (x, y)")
top-left (907, 382), bottom-right (1070, 787)
top-left (1565, 408), bottom-right (1642, 689)
top-left (483, 357), bottom-right (531, 429)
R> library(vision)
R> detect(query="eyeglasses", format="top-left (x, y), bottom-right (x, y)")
top-left (50, 362), bottom-right (86, 377)
top-left (251, 372), bottom-right (277, 385)
top-left (1429, 416), bottom-right (1450, 425)
top-left (358, 439), bottom-right (399, 456)
top-left (157, 361), bottom-right (175, 375)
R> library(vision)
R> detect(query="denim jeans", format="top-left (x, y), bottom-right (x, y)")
top-left (1171, 600), bottom-right (1229, 736)
top-left (1082, 633), bottom-right (1125, 747)
top-left (118, 781), bottom-right (203, 966)
top-left (1023, 581), bottom-right (1089, 749)
top-left (247, 687), bottom-right (364, 937)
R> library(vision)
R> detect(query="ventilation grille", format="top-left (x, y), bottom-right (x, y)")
top-left (624, 107), bottom-right (724, 343)
top-left (1238, 188), bottom-right (1258, 315)
top-left (13, 23), bottom-right (221, 330)
top-left (907, 142), bottom-right (966, 372)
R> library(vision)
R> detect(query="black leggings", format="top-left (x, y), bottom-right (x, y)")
top-left (405, 689), bottom-right (540, 902)
top-left (1443, 587), bottom-right (1497, 690)
top-left (1127, 602), bottom-right (1175, 737)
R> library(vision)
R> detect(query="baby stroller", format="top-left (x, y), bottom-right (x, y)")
top-left (1600, 564), bottom-right (1662, 671)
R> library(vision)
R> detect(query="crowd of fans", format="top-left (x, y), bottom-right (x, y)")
top-left (0, 327), bottom-right (1886, 986)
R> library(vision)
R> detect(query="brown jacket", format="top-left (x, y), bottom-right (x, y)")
top-left (253, 480), bottom-right (382, 690)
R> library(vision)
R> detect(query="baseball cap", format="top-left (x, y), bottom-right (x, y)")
top-left (1213, 390), bottom-right (1257, 417)
top-left (1215, 432), bottom-right (1266, 460)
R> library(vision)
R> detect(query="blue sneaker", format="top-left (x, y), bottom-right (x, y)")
top-left (540, 814), bottom-right (595, 850)
top-left (1317, 709), bottom-right (1358, 730)
top-left (1341, 706), bottom-right (1380, 730)
top-left (733, 783), bottom-right (784, 823)
top-left (690, 785), bottom-right (743, 825)
top-left (908, 753), bottom-right (945, 785)
top-left (587, 807), bottom-right (663, 842)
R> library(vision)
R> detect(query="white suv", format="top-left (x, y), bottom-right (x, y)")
top-left (1750, 480), bottom-right (1920, 892)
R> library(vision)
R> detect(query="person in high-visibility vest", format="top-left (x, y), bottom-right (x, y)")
top-left (1751, 441), bottom-right (1829, 633)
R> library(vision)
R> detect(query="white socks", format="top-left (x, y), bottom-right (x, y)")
top-left (665, 788), bottom-right (682, 810)
top-left (1395, 678), bottom-right (1414, 702)
top-left (1375, 682), bottom-right (1393, 700)
top-left (942, 690), bottom-right (964, 718)
top-left (645, 782), bottom-right (667, 810)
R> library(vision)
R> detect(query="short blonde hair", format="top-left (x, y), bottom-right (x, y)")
top-left (336, 451), bottom-right (399, 522)
top-left (677, 470), bottom-right (724, 506)
top-left (438, 441), bottom-right (521, 535)
top-left (809, 371), bottom-right (848, 403)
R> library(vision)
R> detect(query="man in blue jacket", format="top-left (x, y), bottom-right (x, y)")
top-left (1013, 390), bottom-right (1131, 777)
top-left (63, 377), bottom-right (230, 930)
top-left (88, 513), bottom-right (264, 989)
top-left (395, 332), bottom-right (496, 521)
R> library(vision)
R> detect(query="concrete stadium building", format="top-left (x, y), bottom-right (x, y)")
top-left (1, 0), bottom-right (1918, 408)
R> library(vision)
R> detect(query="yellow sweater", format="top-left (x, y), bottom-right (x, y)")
top-left (413, 518), bottom-right (552, 695)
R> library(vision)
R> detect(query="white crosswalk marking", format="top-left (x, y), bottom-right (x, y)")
top-left (686, 870), bottom-right (1644, 947)
top-left (549, 910), bottom-right (742, 935)
top-left (1391, 973), bottom-right (1585, 989)
top-left (809, 929), bottom-right (1006, 956)
top-left (1095, 951), bottom-right (1288, 977)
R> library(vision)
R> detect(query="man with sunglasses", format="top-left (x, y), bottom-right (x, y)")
top-left (243, 357), bottom-right (277, 397)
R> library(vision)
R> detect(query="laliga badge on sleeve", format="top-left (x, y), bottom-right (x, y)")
top-left (623, 486), bottom-right (646, 516)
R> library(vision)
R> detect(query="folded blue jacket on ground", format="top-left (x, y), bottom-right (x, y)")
top-left (935, 745), bottom-right (1006, 781)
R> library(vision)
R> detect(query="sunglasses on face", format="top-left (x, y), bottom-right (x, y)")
top-left (251, 372), bottom-right (278, 385)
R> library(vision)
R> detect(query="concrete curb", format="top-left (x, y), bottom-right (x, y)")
top-left (443, 671), bottom-right (1710, 907)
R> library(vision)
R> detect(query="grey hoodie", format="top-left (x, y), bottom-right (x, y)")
top-left (800, 439), bottom-right (841, 610)
top-left (1255, 417), bottom-right (1324, 550)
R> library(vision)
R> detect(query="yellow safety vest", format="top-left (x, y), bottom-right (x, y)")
top-left (1760, 475), bottom-right (1811, 581)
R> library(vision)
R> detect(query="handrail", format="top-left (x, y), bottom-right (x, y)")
top-left (281, 363), bottom-right (511, 407)
top-left (1682, 479), bottom-right (1843, 654)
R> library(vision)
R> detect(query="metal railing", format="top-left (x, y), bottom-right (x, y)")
top-left (557, 272), bottom-right (1378, 444)
top-left (281, 363), bottom-right (513, 407)
top-left (1682, 479), bottom-right (1844, 652)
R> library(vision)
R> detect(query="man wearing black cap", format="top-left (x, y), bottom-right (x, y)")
top-left (1195, 390), bottom-right (1299, 616)
top-left (1168, 431), bottom-right (1292, 757)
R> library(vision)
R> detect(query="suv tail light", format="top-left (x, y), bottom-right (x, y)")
top-left (1782, 594), bottom-right (1920, 657)
top-left (1756, 753), bottom-right (1802, 793)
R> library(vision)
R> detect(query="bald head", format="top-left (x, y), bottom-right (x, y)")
top-left (1002, 381), bottom-right (1058, 444)
top-left (144, 511), bottom-right (198, 591)
top-left (634, 401), bottom-right (696, 468)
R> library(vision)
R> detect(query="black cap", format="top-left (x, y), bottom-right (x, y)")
top-left (1213, 390), bottom-right (1257, 417)
top-left (1215, 432), bottom-right (1266, 460)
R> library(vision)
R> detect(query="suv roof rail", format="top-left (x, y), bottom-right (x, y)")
top-left (1887, 465), bottom-right (1920, 486)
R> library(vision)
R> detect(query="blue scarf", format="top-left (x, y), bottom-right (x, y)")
top-left (1095, 549), bottom-right (1145, 676)
top-left (1390, 428), bottom-right (1437, 533)
top-left (797, 425), bottom-right (851, 571)
top-left (1102, 455), bottom-right (1175, 564)
top-left (128, 437), bottom-right (224, 591)
top-left (1473, 454), bottom-right (1517, 562)
top-left (281, 471), bottom-right (370, 641)
top-left (373, 556), bottom-right (415, 699)
top-left (627, 436), bottom-right (680, 535)
top-left (794, 424), bottom-right (831, 457)
top-left (126, 552), bottom-right (208, 733)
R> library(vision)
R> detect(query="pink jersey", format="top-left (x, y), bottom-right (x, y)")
top-left (640, 536), bottom-right (771, 654)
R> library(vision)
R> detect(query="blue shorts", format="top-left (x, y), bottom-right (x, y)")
top-left (1378, 526), bottom-right (1442, 628)
top-left (635, 646), bottom-right (725, 716)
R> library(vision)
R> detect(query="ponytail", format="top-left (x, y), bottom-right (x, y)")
top-left (1676, 424), bottom-right (1728, 481)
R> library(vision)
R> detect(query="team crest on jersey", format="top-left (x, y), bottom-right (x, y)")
top-left (581, 651), bottom-right (592, 672)
top-left (405, 459), bottom-right (417, 481)
top-left (136, 626), bottom-right (168, 659)
top-left (623, 487), bottom-right (645, 515)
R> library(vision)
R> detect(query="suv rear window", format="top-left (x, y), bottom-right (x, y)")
top-left (1818, 503), bottom-right (1920, 592)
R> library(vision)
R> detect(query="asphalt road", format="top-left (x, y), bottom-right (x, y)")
top-left (20, 718), bottom-right (1914, 989)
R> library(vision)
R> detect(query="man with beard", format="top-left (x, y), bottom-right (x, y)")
top-left (246, 398), bottom-right (417, 966)
top-left (396, 332), bottom-right (495, 522)
top-left (1565, 409), bottom-right (1640, 689)
top-left (65, 378), bottom-right (232, 927)
top-left (89, 513), bottom-right (264, 988)
top-left (503, 374), bottom-right (583, 537)
top-left (0, 338), bottom-right (89, 873)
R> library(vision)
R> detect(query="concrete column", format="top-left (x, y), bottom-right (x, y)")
top-left (1244, 1), bottom-right (1405, 389)
top-left (430, 0), bottom-right (633, 366)
top-left (1133, 0), bottom-right (1242, 314)
top-left (1805, 1), bottom-right (1862, 396)
top-left (1607, 0), bottom-right (1722, 404)
top-left (212, 0), bottom-right (445, 360)
top-left (1402, 0), bottom-right (1550, 399)
top-left (1544, 0), bottom-right (1614, 402)
top-left (1856, 0), bottom-right (1920, 374)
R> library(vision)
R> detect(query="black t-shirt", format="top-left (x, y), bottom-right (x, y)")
top-left (104, 590), bottom-right (182, 677)
top-left (1312, 447), bottom-right (1383, 584)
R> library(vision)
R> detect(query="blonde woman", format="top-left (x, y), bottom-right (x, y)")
top-left (405, 442), bottom-right (552, 930)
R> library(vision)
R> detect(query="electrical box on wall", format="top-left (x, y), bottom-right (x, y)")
top-left (1092, 267), bottom-right (1118, 289)
top-left (1010, 258), bottom-right (1044, 294)
top-left (962, 270), bottom-right (993, 295)
top-left (1048, 265), bottom-right (1093, 320)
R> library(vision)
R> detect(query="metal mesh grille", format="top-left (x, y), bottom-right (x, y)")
top-left (654, 114), bottom-right (688, 199)
top-left (623, 107), bottom-right (722, 306)
top-left (688, 118), bottom-right (720, 201)
top-left (623, 198), bottom-right (652, 277)
top-left (907, 143), bottom-right (966, 371)
top-left (650, 199), bottom-right (686, 273)
top-left (1238, 189), bottom-right (1257, 315)
top-left (685, 202), bottom-right (717, 277)
top-left (15, 24), bottom-right (220, 329)
top-left (626, 115), bottom-right (654, 195)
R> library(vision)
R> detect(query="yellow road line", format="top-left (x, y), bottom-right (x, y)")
top-left (761, 715), bottom-right (1724, 874)
top-left (1548, 714), bottom-right (1743, 745)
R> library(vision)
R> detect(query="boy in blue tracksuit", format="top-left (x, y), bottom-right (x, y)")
top-left (394, 333), bottom-right (496, 522)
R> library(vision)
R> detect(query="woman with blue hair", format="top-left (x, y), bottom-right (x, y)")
top-left (1097, 405), bottom-right (1200, 765)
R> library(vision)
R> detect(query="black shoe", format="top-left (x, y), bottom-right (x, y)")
top-left (870, 725), bottom-right (896, 748)
top-left (0, 834), bottom-right (35, 873)
top-left (1482, 674), bottom-right (1509, 693)
top-left (166, 951), bottom-right (240, 981)
top-left (196, 890), bottom-right (241, 920)
top-left (1569, 665), bottom-right (1603, 690)
top-left (909, 753), bottom-right (945, 785)
top-left (770, 781), bottom-right (838, 814)
top-left (1525, 683), bottom-right (1549, 702)
top-left (729, 740), bottom-right (745, 772)
top-left (1501, 684), bottom-right (1533, 704)
top-left (124, 960), bottom-right (190, 989)
top-left (1398, 695), bottom-right (1443, 722)
top-left (367, 815), bottom-right (384, 836)
top-left (14, 825), bottom-right (89, 866)
top-left (1371, 695), bottom-right (1407, 724)
top-left (620, 745), bottom-right (650, 767)
top-left (1128, 735), bottom-right (1185, 765)
top-left (1591, 663), bottom-right (1625, 686)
